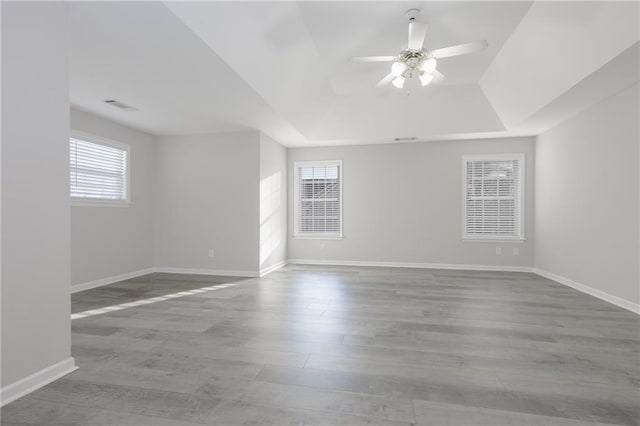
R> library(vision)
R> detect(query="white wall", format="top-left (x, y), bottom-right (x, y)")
top-left (1, 1), bottom-right (74, 390)
top-left (535, 83), bottom-right (639, 308)
top-left (154, 131), bottom-right (260, 275)
top-left (287, 137), bottom-right (535, 268)
top-left (259, 134), bottom-right (287, 273)
top-left (70, 109), bottom-right (154, 287)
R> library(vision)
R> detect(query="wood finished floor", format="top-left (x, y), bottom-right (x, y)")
top-left (2, 266), bottom-right (639, 426)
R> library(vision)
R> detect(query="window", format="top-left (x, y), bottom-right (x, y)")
top-left (70, 131), bottom-right (129, 206)
top-left (294, 161), bottom-right (342, 238)
top-left (463, 154), bottom-right (524, 240)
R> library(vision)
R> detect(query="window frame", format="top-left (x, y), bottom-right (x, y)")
top-left (70, 130), bottom-right (131, 208)
top-left (293, 160), bottom-right (343, 239)
top-left (461, 153), bottom-right (525, 242)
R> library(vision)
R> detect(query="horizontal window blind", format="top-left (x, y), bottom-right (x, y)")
top-left (296, 162), bottom-right (341, 236)
top-left (70, 137), bottom-right (128, 201)
top-left (464, 155), bottom-right (523, 239)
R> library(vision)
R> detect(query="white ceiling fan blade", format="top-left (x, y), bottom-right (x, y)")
top-left (432, 69), bottom-right (447, 85)
top-left (375, 72), bottom-right (396, 88)
top-left (431, 40), bottom-right (488, 59)
top-left (351, 56), bottom-right (396, 62)
top-left (408, 21), bottom-right (428, 50)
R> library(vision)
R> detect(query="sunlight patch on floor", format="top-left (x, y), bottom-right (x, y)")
top-left (70, 282), bottom-right (240, 320)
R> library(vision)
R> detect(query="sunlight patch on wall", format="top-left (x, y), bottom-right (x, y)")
top-left (260, 171), bottom-right (283, 265)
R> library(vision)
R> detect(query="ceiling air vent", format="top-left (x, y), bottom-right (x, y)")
top-left (104, 99), bottom-right (139, 112)
top-left (394, 137), bottom-right (417, 142)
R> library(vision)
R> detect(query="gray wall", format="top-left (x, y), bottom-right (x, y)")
top-left (70, 109), bottom-right (155, 286)
top-left (1, 2), bottom-right (72, 387)
top-left (535, 83), bottom-right (639, 305)
top-left (287, 137), bottom-right (535, 268)
top-left (259, 133), bottom-right (287, 273)
top-left (154, 131), bottom-right (260, 274)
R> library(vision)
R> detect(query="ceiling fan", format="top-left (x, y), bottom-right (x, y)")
top-left (351, 9), bottom-right (488, 89)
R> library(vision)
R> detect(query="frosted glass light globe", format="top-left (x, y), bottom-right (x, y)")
top-left (421, 58), bottom-right (437, 73)
top-left (391, 61), bottom-right (407, 77)
top-left (392, 75), bottom-right (405, 89)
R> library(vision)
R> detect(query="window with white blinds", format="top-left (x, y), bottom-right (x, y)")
top-left (70, 133), bottom-right (129, 204)
top-left (463, 154), bottom-right (524, 240)
top-left (294, 161), bottom-right (342, 237)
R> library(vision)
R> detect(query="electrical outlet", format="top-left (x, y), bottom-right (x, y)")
top-left (513, 248), bottom-right (520, 256)
top-left (495, 247), bottom-right (502, 255)
top-left (208, 249), bottom-right (214, 258)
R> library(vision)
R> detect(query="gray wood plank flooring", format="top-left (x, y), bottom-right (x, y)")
top-left (2, 266), bottom-right (638, 425)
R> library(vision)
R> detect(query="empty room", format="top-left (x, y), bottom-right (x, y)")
top-left (1, 1), bottom-right (639, 425)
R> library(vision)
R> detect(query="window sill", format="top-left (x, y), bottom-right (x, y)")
top-left (462, 237), bottom-right (525, 243)
top-left (294, 234), bottom-right (343, 240)
top-left (71, 199), bottom-right (131, 208)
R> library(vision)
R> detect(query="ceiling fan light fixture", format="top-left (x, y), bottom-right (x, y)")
top-left (392, 75), bottom-right (405, 89)
top-left (391, 61), bottom-right (406, 76)
top-left (419, 72), bottom-right (434, 86)
top-left (354, 9), bottom-right (487, 90)
top-left (421, 57), bottom-right (437, 73)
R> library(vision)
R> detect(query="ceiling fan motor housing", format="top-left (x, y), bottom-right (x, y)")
top-left (399, 49), bottom-right (427, 69)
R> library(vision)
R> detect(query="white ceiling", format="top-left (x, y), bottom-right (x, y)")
top-left (69, 1), bottom-right (639, 147)
top-left (480, 1), bottom-right (640, 129)
top-left (298, 1), bottom-right (530, 94)
top-left (69, 2), bottom-right (304, 141)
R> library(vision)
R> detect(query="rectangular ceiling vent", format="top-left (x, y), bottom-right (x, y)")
top-left (104, 99), bottom-right (139, 112)
top-left (394, 136), bottom-right (417, 142)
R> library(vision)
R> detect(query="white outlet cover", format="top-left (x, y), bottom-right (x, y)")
top-left (496, 247), bottom-right (502, 255)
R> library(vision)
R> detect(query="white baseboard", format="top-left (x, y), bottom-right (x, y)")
top-left (71, 267), bottom-right (156, 293)
top-left (286, 259), bottom-right (534, 273)
top-left (533, 268), bottom-right (640, 314)
top-left (259, 260), bottom-right (287, 277)
top-left (154, 267), bottom-right (259, 278)
top-left (1, 357), bottom-right (77, 407)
